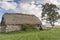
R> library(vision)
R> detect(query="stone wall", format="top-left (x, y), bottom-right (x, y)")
top-left (0, 26), bottom-right (1, 32)
top-left (6, 25), bottom-right (22, 32)
top-left (1, 26), bottom-right (6, 32)
top-left (0, 24), bottom-right (42, 32)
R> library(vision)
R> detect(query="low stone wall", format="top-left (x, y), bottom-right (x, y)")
top-left (0, 26), bottom-right (6, 32)
top-left (6, 25), bottom-right (22, 32)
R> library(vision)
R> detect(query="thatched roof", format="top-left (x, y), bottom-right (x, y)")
top-left (2, 13), bottom-right (41, 25)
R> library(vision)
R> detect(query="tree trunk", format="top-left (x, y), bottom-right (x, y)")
top-left (51, 22), bottom-right (54, 28)
top-left (50, 22), bottom-right (54, 28)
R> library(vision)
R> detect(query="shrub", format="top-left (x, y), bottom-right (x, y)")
top-left (22, 24), bottom-right (36, 30)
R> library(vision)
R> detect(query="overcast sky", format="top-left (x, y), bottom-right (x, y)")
top-left (0, 0), bottom-right (60, 26)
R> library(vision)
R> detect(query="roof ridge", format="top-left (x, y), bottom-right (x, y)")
top-left (4, 13), bottom-right (35, 16)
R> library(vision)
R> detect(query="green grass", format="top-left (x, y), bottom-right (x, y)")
top-left (0, 27), bottom-right (60, 40)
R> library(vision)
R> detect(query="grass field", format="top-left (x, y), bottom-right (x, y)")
top-left (0, 27), bottom-right (60, 40)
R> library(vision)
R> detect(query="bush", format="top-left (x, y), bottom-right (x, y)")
top-left (22, 24), bottom-right (36, 30)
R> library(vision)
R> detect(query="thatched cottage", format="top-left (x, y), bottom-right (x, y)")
top-left (1, 13), bottom-right (43, 32)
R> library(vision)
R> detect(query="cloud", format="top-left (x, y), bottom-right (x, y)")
top-left (21, 0), bottom-right (44, 2)
top-left (0, 0), bottom-right (14, 1)
top-left (0, 0), bottom-right (17, 10)
top-left (1, 0), bottom-right (60, 12)
top-left (21, 0), bottom-right (34, 3)
top-left (0, 0), bottom-right (60, 11)
top-left (21, 0), bottom-right (46, 4)
top-left (50, 0), bottom-right (60, 5)
top-left (14, 1), bottom-right (42, 18)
